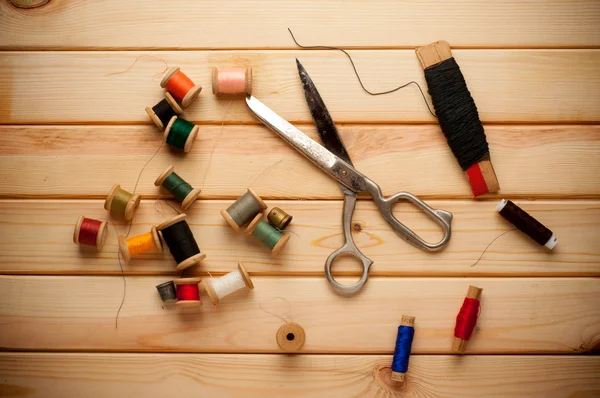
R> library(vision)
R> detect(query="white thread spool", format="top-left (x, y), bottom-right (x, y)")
top-left (202, 263), bottom-right (253, 306)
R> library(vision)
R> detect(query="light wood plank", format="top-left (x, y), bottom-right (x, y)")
top-left (1, 199), bottom-right (598, 276)
top-left (1, 125), bottom-right (599, 199)
top-left (1, 354), bottom-right (599, 398)
top-left (1, 1), bottom-right (599, 49)
top-left (0, 276), bottom-right (597, 353)
top-left (1, 51), bottom-right (599, 124)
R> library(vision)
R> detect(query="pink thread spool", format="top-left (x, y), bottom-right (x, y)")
top-left (212, 67), bottom-right (252, 96)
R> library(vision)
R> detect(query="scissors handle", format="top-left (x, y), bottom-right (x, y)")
top-left (324, 191), bottom-right (374, 294)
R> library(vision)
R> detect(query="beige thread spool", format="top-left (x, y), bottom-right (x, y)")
top-left (160, 67), bottom-right (202, 108)
top-left (145, 92), bottom-right (184, 130)
top-left (267, 207), bottom-right (293, 230)
top-left (73, 216), bottom-right (108, 250)
top-left (220, 188), bottom-right (267, 232)
top-left (118, 225), bottom-right (163, 262)
top-left (212, 67), bottom-right (253, 96)
top-left (173, 277), bottom-right (203, 308)
top-left (104, 184), bottom-right (141, 221)
top-left (202, 262), bottom-right (254, 306)
top-left (276, 322), bottom-right (306, 352)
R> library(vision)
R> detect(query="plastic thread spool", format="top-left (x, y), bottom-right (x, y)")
top-left (156, 280), bottom-right (177, 302)
top-left (160, 67), bottom-right (202, 108)
top-left (212, 67), bottom-right (252, 96)
top-left (496, 199), bottom-right (558, 250)
top-left (220, 188), bottom-right (267, 232)
top-left (276, 322), bottom-right (306, 352)
top-left (104, 184), bottom-right (141, 221)
top-left (390, 315), bottom-right (416, 382)
top-left (452, 285), bottom-right (482, 353)
top-left (267, 207), bottom-right (293, 230)
top-left (156, 214), bottom-right (206, 271)
top-left (145, 93), bottom-right (183, 130)
top-left (164, 116), bottom-right (199, 153)
top-left (173, 278), bottom-right (203, 307)
top-left (154, 165), bottom-right (201, 210)
top-left (202, 262), bottom-right (254, 306)
top-left (118, 225), bottom-right (163, 262)
top-left (246, 214), bottom-right (290, 257)
top-left (73, 216), bottom-right (108, 250)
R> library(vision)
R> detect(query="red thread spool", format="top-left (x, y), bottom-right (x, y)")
top-left (173, 278), bottom-right (202, 308)
top-left (452, 285), bottom-right (482, 353)
top-left (160, 67), bottom-right (202, 108)
top-left (73, 216), bottom-right (108, 250)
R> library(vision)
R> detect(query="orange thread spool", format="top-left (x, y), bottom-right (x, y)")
top-left (212, 67), bottom-right (252, 96)
top-left (160, 67), bottom-right (202, 108)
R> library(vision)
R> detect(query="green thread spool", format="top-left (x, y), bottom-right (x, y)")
top-left (104, 184), bottom-right (141, 221)
top-left (220, 188), bottom-right (267, 233)
top-left (154, 165), bottom-right (201, 210)
top-left (246, 214), bottom-right (290, 257)
top-left (164, 116), bottom-right (199, 153)
top-left (267, 207), bottom-right (293, 230)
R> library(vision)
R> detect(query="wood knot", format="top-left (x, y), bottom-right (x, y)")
top-left (8, 0), bottom-right (50, 8)
top-left (373, 365), bottom-right (411, 393)
top-left (352, 222), bottom-right (362, 232)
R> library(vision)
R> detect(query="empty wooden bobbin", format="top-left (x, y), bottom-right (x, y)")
top-left (154, 165), bottom-right (201, 210)
top-left (73, 216), bottom-right (108, 250)
top-left (220, 188), bottom-right (267, 232)
top-left (164, 116), bottom-right (199, 153)
top-left (156, 214), bottom-right (206, 271)
top-left (145, 92), bottom-right (184, 130)
top-left (202, 262), bottom-right (254, 306)
top-left (104, 184), bottom-right (141, 221)
top-left (212, 67), bottom-right (252, 96)
top-left (276, 322), bottom-right (306, 352)
top-left (246, 214), bottom-right (290, 257)
top-left (160, 67), bottom-right (202, 108)
top-left (173, 277), bottom-right (203, 308)
top-left (118, 225), bottom-right (163, 262)
top-left (267, 207), bottom-right (293, 230)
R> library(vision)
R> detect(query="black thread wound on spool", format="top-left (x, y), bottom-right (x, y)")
top-left (497, 199), bottom-right (557, 249)
top-left (153, 98), bottom-right (178, 128)
top-left (161, 220), bottom-right (201, 263)
top-left (424, 58), bottom-right (489, 171)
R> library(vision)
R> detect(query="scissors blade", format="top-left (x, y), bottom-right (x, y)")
top-left (296, 59), bottom-right (353, 167)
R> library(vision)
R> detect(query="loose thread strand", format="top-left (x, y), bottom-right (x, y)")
top-left (259, 297), bottom-right (293, 324)
top-left (201, 100), bottom-right (233, 190)
top-left (470, 229), bottom-right (515, 267)
top-left (106, 55), bottom-right (169, 77)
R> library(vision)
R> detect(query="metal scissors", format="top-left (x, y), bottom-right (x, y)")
top-left (245, 59), bottom-right (453, 293)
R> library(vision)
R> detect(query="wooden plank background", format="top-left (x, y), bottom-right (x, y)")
top-left (0, 0), bottom-right (599, 396)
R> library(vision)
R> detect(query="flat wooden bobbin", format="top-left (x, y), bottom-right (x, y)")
top-left (390, 315), bottom-right (416, 382)
top-left (173, 277), bottom-right (203, 308)
top-left (118, 225), bottom-right (163, 263)
top-left (212, 67), bottom-right (252, 96)
top-left (203, 262), bottom-right (254, 306)
top-left (160, 67), bottom-right (202, 108)
top-left (276, 322), bottom-right (306, 352)
top-left (164, 116), bottom-right (198, 153)
top-left (104, 184), bottom-right (141, 221)
top-left (154, 165), bottom-right (201, 211)
top-left (246, 213), bottom-right (290, 257)
top-left (220, 188), bottom-right (267, 233)
top-left (415, 40), bottom-right (500, 197)
top-left (145, 92), bottom-right (184, 130)
top-left (156, 214), bottom-right (206, 271)
top-left (73, 215), bottom-right (108, 250)
top-left (452, 285), bottom-right (483, 354)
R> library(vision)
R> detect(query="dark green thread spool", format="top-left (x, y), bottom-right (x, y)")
top-left (246, 214), bottom-right (290, 257)
top-left (267, 207), bottom-right (293, 230)
top-left (154, 165), bottom-right (201, 210)
top-left (104, 184), bottom-right (141, 221)
top-left (220, 188), bottom-right (267, 233)
top-left (164, 116), bottom-right (198, 153)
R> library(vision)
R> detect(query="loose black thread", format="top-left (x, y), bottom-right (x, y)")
top-left (153, 98), bottom-right (178, 127)
top-left (288, 28), bottom-right (436, 117)
top-left (424, 58), bottom-right (489, 171)
top-left (161, 220), bottom-right (201, 264)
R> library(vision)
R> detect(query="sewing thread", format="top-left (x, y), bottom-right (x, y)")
top-left (202, 262), bottom-right (254, 306)
top-left (221, 188), bottom-right (267, 232)
top-left (390, 315), bottom-right (415, 382)
top-left (174, 278), bottom-right (202, 307)
top-left (212, 67), bottom-right (252, 96)
top-left (156, 214), bottom-right (206, 270)
top-left (160, 67), bottom-right (202, 108)
top-left (104, 184), bottom-right (141, 221)
top-left (164, 116), bottom-right (198, 153)
top-left (156, 280), bottom-right (177, 302)
top-left (267, 207), bottom-right (293, 230)
top-left (154, 165), bottom-right (201, 210)
top-left (146, 93), bottom-right (183, 130)
top-left (246, 215), bottom-right (290, 257)
top-left (118, 225), bottom-right (163, 262)
top-left (73, 216), bottom-right (108, 250)
top-left (496, 199), bottom-right (557, 249)
top-left (453, 285), bottom-right (482, 353)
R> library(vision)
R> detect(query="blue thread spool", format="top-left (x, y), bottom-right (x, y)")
top-left (390, 315), bottom-right (415, 382)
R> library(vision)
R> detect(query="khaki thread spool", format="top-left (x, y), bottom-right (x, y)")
top-left (145, 92), bottom-right (184, 130)
top-left (276, 322), bottom-right (306, 352)
top-left (212, 67), bottom-right (252, 96)
top-left (220, 188), bottom-right (267, 232)
top-left (164, 116), bottom-right (199, 153)
top-left (118, 225), bottom-right (163, 262)
top-left (173, 278), bottom-right (203, 307)
top-left (156, 280), bottom-right (177, 302)
top-left (73, 216), bottom-right (108, 250)
top-left (267, 207), bottom-right (293, 230)
top-left (160, 67), bottom-right (202, 108)
top-left (245, 214), bottom-right (290, 257)
top-left (104, 184), bottom-right (141, 221)
top-left (156, 214), bottom-right (206, 271)
top-left (154, 165), bottom-right (201, 210)
top-left (202, 262), bottom-right (254, 306)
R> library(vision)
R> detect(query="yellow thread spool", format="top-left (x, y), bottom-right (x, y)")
top-left (118, 226), bottom-right (163, 262)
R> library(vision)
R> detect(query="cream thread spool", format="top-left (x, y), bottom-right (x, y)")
top-left (104, 184), bottom-right (141, 221)
top-left (160, 67), bottom-right (202, 108)
top-left (173, 277), bottom-right (203, 308)
top-left (246, 214), bottom-right (290, 257)
top-left (267, 207), bottom-right (293, 230)
top-left (202, 262), bottom-right (254, 306)
top-left (154, 165), bottom-right (201, 210)
top-left (145, 92), bottom-right (184, 130)
top-left (118, 225), bottom-right (163, 262)
top-left (276, 322), bottom-right (306, 351)
top-left (212, 67), bottom-right (252, 96)
top-left (220, 188), bottom-right (267, 232)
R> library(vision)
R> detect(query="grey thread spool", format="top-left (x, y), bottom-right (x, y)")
top-left (220, 188), bottom-right (267, 232)
top-left (156, 280), bottom-right (177, 302)
top-left (267, 207), bottom-right (293, 230)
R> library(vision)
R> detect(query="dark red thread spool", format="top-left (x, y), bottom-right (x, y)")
top-left (496, 199), bottom-right (558, 250)
top-left (174, 278), bottom-right (202, 307)
top-left (73, 216), bottom-right (108, 250)
top-left (453, 285), bottom-right (482, 353)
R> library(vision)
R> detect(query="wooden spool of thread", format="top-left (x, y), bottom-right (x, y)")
top-left (156, 280), bottom-right (177, 302)
top-left (145, 93), bottom-right (183, 130)
top-left (164, 116), bottom-right (198, 153)
top-left (220, 188), bottom-right (267, 232)
top-left (73, 216), bottom-right (108, 250)
top-left (173, 278), bottom-right (203, 307)
top-left (160, 67), bottom-right (202, 108)
top-left (118, 225), bottom-right (163, 262)
top-left (154, 165), bottom-right (201, 210)
top-left (416, 41), bottom-right (499, 197)
top-left (202, 262), bottom-right (254, 306)
top-left (156, 214), bottom-right (206, 271)
top-left (104, 184), bottom-right (141, 221)
top-left (390, 315), bottom-right (415, 382)
top-left (497, 199), bottom-right (558, 250)
top-left (212, 67), bottom-right (252, 96)
top-left (246, 215), bottom-right (290, 257)
top-left (267, 207), bottom-right (293, 230)
top-left (276, 322), bottom-right (305, 352)
top-left (453, 285), bottom-right (482, 353)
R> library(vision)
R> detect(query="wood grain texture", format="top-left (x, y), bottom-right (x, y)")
top-left (1, 199), bottom-right (598, 276)
top-left (0, 276), bottom-right (598, 353)
top-left (1, 354), bottom-right (599, 398)
top-left (1, 0), bottom-right (599, 50)
top-left (1, 50), bottom-right (599, 124)
top-left (1, 125), bottom-right (599, 199)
